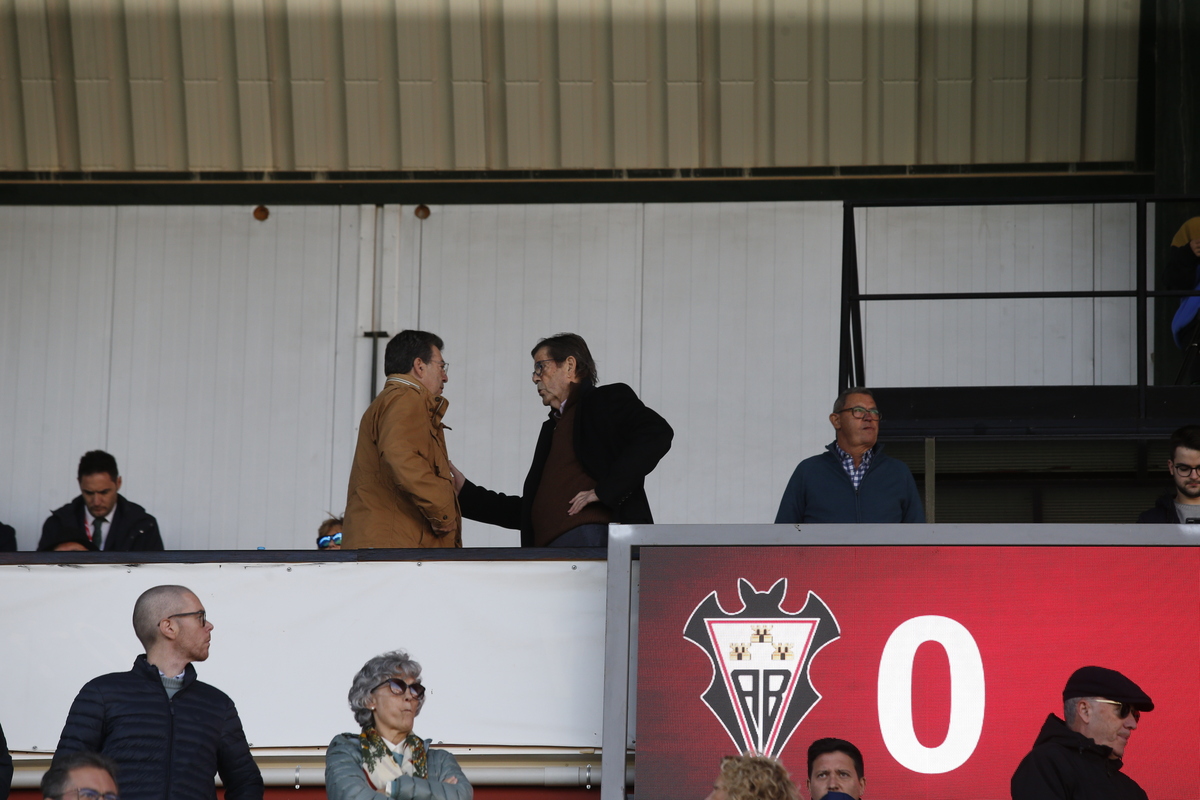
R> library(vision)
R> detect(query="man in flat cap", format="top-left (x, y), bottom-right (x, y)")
top-left (1011, 666), bottom-right (1153, 799)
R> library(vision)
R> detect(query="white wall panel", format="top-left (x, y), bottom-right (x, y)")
top-left (0, 560), bottom-right (607, 749)
top-left (412, 204), bottom-right (644, 545)
top-left (858, 203), bottom-right (1137, 388)
top-left (0, 205), bottom-right (359, 552)
top-left (107, 206), bottom-right (349, 550)
top-left (642, 202), bottom-right (843, 524)
top-left (0, 207), bottom-right (117, 549)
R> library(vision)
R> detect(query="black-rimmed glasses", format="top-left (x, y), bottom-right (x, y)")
top-left (58, 788), bottom-right (119, 800)
top-left (532, 359), bottom-right (557, 378)
top-left (168, 610), bottom-right (207, 627)
top-left (838, 406), bottom-right (882, 421)
top-left (1171, 462), bottom-right (1200, 477)
top-left (372, 677), bottom-right (426, 698)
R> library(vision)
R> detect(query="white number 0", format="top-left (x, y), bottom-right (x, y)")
top-left (877, 615), bottom-right (985, 774)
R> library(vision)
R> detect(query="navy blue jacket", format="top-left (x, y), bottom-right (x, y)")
top-left (53, 655), bottom-right (262, 800)
top-left (775, 441), bottom-right (924, 523)
top-left (38, 495), bottom-right (163, 551)
top-left (460, 381), bottom-right (673, 546)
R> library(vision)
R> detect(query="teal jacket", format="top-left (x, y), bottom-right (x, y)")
top-left (775, 442), bottom-right (924, 524)
top-left (325, 733), bottom-right (472, 800)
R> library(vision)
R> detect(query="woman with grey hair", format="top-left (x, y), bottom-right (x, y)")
top-left (325, 650), bottom-right (471, 799)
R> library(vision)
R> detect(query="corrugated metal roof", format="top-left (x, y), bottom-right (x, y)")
top-left (0, 0), bottom-right (1140, 173)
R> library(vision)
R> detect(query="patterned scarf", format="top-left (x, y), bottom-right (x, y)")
top-left (358, 727), bottom-right (429, 791)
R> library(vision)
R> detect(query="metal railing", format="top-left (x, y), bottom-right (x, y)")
top-left (839, 195), bottom-right (1200, 415)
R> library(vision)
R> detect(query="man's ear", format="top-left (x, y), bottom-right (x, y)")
top-left (1075, 699), bottom-right (1091, 723)
top-left (158, 617), bottom-right (178, 642)
top-left (564, 356), bottom-right (577, 377)
top-left (830, 412), bottom-right (843, 431)
top-left (114, 475), bottom-right (123, 492)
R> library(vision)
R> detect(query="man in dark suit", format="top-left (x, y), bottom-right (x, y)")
top-left (456, 333), bottom-right (673, 547)
top-left (38, 450), bottom-right (164, 551)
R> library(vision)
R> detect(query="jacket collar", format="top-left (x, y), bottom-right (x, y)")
top-left (132, 653), bottom-right (198, 689)
top-left (825, 440), bottom-right (884, 459)
top-left (549, 380), bottom-right (596, 420)
top-left (386, 374), bottom-right (449, 421)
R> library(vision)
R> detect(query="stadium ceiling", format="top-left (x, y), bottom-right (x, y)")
top-left (0, 0), bottom-right (1142, 177)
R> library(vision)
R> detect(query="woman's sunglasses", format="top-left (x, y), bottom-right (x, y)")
top-left (372, 677), bottom-right (426, 698)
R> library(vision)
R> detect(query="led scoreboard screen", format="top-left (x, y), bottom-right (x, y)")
top-left (636, 546), bottom-right (1198, 799)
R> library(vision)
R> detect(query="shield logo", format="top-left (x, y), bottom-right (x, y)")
top-left (684, 578), bottom-right (840, 757)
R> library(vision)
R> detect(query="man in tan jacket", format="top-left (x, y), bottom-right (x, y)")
top-left (343, 330), bottom-right (462, 548)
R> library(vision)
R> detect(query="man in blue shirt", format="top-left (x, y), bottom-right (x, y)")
top-left (775, 388), bottom-right (923, 524)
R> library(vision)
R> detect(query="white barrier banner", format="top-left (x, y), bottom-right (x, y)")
top-left (0, 559), bottom-right (607, 751)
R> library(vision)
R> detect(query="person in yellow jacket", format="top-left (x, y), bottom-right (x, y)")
top-left (343, 330), bottom-right (462, 548)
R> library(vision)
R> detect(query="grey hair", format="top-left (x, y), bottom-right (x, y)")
top-left (347, 650), bottom-right (425, 728)
top-left (132, 585), bottom-right (194, 649)
top-left (43, 751), bottom-right (119, 799)
top-left (833, 387), bottom-right (875, 414)
top-left (1064, 696), bottom-right (1087, 726)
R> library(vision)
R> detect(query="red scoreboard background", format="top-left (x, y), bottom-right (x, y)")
top-left (636, 546), bottom-right (1198, 799)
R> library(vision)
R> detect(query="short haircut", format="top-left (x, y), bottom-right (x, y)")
top-left (715, 754), bottom-right (798, 800)
top-left (132, 585), bottom-right (194, 649)
top-left (532, 333), bottom-right (598, 386)
top-left (1169, 425), bottom-right (1200, 461)
top-left (807, 737), bottom-right (865, 779)
top-left (384, 330), bottom-right (443, 376)
top-left (78, 450), bottom-right (119, 481)
top-left (1064, 696), bottom-right (1085, 726)
top-left (42, 751), bottom-right (118, 799)
top-left (347, 650), bottom-right (425, 728)
top-left (833, 387), bottom-right (875, 414)
top-left (317, 515), bottom-right (344, 543)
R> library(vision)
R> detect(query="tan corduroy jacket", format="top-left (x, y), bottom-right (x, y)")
top-left (342, 374), bottom-right (462, 548)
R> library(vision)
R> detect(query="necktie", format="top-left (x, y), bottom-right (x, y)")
top-left (93, 515), bottom-right (107, 550)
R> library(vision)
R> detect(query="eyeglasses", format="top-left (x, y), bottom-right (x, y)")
top-left (532, 359), bottom-right (557, 378)
top-left (372, 677), bottom-right (426, 699)
top-left (426, 360), bottom-right (449, 373)
top-left (167, 610), bottom-right (207, 627)
top-left (318, 532), bottom-right (343, 549)
top-left (1172, 462), bottom-right (1200, 477)
top-left (59, 789), bottom-right (119, 800)
top-left (839, 406), bottom-right (882, 421)
top-left (1094, 698), bottom-right (1141, 721)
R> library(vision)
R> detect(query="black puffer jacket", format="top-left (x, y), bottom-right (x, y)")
top-left (38, 495), bottom-right (163, 551)
top-left (1, 719), bottom-right (12, 800)
top-left (1011, 714), bottom-right (1147, 800)
top-left (53, 655), bottom-right (262, 800)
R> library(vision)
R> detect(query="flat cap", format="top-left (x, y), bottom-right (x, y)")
top-left (1062, 666), bottom-right (1154, 711)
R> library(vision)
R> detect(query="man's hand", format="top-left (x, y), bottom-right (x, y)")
top-left (431, 520), bottom-right (457, 536)
top-left (443, 777), bottom-right (458, 784)
top-left (567, 489), bottom-right (599, 515)
top-left (54, 541), bottom-right (89, 552)
top-left (1190, 238), bottom-right (1200, 258)
top-left (448, 460), bottom-right (466, 494)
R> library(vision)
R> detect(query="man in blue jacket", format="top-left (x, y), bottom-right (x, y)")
top-left (52, 585), bottom-right (262, 800)
top-left (775, 388), bottom-right (923, 524)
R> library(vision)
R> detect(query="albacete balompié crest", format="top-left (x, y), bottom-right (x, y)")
top-left (683, 578), bottom-right (840, 757)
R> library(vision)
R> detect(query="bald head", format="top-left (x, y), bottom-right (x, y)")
top-left (132, 585), bottom-right (195, 649)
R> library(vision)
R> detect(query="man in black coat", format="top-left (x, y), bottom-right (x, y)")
top-left (52, 585), bottom-right (263, 800)
top-left (456, 333), bottom-right (673, 547)
top-left (38, 450), bottom-right (163, 551)
top-left (1011, 666), bottom-right (1153, 800)
top-left (1137, 425), bottom-right (1200, 524)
